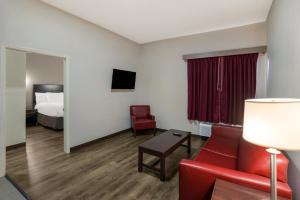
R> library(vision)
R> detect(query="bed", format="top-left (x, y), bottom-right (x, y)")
top-left (33, 84), bottom-right (64, 130)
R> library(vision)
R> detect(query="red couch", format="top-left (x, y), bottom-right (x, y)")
top-left (130, 105), bottom-right (156, 137)
top-left (179, 124), bottom-right (292, 200)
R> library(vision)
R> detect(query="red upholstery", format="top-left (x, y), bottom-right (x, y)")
top-left (238, 138), bottom-right (289, 183)
top-left (131, 106), bottom-right (151, 119)
top-left (194, 149), bottom-right (237, 169)
top-left (179, 124), bottom-right (292, 200)
top-left (202, 136), bottom-right (239, 158)
top-left (130, 105), bottom-right (156, 135)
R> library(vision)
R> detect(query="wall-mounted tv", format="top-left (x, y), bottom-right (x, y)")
top-left (111, 69), bottom-right (136, 89)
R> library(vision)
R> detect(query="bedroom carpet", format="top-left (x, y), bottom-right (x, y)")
top-left (6, 126), bottom-right (204, 200)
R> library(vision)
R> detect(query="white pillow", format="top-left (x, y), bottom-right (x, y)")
top-left (46, 92), bottom-right (63, 103)
top-left (58, 92), bottom-right (64, 103)
top-left (35, 93), bottom-right (48, 104)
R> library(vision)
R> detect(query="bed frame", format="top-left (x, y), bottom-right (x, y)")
top-left (33, 84), bottom-right (64, 130)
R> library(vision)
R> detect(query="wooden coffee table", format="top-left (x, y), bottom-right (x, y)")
top-left (138, 129), bottom-right (191, 181)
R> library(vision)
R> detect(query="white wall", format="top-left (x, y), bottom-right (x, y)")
top-left (267, 0), bottom-right (300, 199)
top-left (0, 0), bottom-right (268, 178)
top-left (0, 6), bottom-right (5, 175)
top-left (0, 0), bottom-right (140, 149)
top-left (5, 49), bottom-right (26, 147)
top-left (137, 23), bottom-right (267, 134)
top-left (26, 53), bottom-right (64, 109)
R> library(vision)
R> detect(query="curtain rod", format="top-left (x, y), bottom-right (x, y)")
top-left (182, 46), bottom-right (267, 61)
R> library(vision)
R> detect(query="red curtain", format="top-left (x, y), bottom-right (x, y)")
top-left (187, 53), bottom-right (258, 125)
top-left (187, 57), bottom-right (220, 122)
top-left (220, 53), bottom-right (258, 124)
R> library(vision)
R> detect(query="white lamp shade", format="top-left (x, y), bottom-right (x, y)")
top-left (243, 98), bottom-right (300, 150)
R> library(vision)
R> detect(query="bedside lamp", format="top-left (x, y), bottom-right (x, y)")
top-left (243, 98), bottom-right (300, 200)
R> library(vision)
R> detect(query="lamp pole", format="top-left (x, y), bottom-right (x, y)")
top-left (267, 148), bottom-right (281, 200)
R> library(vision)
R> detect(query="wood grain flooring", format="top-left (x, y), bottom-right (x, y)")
top-left (6, 126), bottom-right (204, 200)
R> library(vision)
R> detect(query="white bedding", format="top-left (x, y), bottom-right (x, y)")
top-left (35, 102), bottom-right (64, 117)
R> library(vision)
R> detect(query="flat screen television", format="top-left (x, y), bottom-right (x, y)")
top-left (111, 69), bottom-right (136, 89)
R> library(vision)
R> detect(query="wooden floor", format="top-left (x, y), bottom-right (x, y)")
top-left (6, 126), bottom-right (204, 200)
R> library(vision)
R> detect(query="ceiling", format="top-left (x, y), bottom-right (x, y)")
top-left (40, 0), bottom-right (273, 44)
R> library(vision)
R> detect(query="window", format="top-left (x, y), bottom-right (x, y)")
top-left (187, 53), bottom-right (258, 125)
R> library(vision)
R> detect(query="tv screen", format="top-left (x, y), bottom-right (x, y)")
top-left (111, 69), bottom-right (136, 89)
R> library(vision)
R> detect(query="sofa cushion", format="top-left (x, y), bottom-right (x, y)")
top-left (202, 136), bottom-right (239, 158)
top-left (133, 119), bottom-right (156, 130)
top-left (195, 149), bottom-right (237, 169)
top-left (238, 138), bottom-right (288, 183)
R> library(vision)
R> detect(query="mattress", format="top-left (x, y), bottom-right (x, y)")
top-left (35, 102), bottom-right (64, 117)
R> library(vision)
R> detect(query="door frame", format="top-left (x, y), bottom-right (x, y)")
top-left (0, 45), bottom-right (71, 177)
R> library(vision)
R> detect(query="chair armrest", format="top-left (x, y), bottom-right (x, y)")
top-left (131, 115), bottom-right (137, 122)
top-left (149, 114), bottom-right (155, 120)
top-left (179, 160), bottom-right (292, 200)
top-left (131, 116), bottom-right (137, 129)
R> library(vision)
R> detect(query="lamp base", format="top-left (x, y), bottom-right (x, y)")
top-left (267, 148), bottom-right (281, 155)
top-left (266, 148), bottom-right (281, 200)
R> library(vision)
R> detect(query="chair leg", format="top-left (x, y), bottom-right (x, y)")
top-left (153, 128), bottom-right (157, 136)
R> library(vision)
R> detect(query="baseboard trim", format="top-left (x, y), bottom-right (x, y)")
top-left (5, 175), bottom-right (32, 200)
top-left (193, 135), bottom-right (209, 140)
top-left (6, 142), bottom-right (26, 151)
top-left (70, 128), bottom-right (202, 152)
top-left (156, 128), bottom-right (168, 132)
top-left (157, 128), bottom-right (208, 140)
top-left (70, 128), bottom-right (131, 152)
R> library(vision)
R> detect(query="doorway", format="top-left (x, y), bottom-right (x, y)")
top-left (0, 46), bottom-right (70, 177)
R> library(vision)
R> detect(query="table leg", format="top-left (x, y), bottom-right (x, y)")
top-left (160, 157), bottom-right (166, 181)
top-left (138, 148), bottom-right (143, 172)
top-left (187, 134), bottom-right (191, 155)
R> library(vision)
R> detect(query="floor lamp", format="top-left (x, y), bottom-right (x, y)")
top-left (243, 98), bottom-right (300, 200)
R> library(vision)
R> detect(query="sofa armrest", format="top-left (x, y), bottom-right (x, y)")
top-left (179, 160), bottom-right (292, 200)
top-left (131, 115), bottom-right (136, 121)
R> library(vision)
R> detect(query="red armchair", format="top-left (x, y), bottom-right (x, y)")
top-left (179, 124), bottom-right (292, 200)
top-left (130, 105), bottom-right (156, 137)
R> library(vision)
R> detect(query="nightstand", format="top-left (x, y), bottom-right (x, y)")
top-left (26, 109), bottom-right (37, 126)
